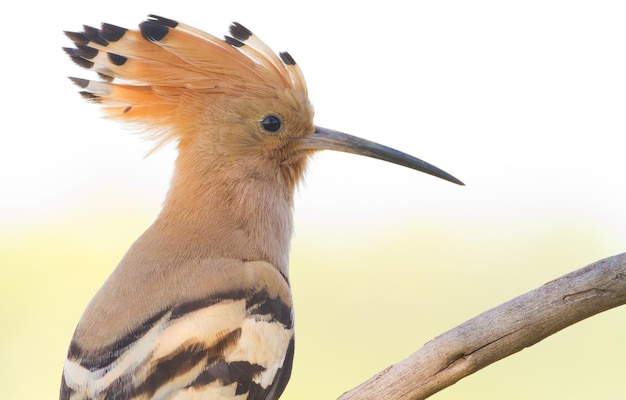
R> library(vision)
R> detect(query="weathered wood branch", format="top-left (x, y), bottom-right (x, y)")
top-left (338, 252), bottom-right (626, 400)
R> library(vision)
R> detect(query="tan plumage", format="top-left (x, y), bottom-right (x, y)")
top-left (61, 15), bottom-right (463, 400)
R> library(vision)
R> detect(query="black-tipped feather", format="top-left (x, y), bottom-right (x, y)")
top-left (75, 44), bottom-right (98, 59)
top-left (64, 31), bottom-right (88, 46)
top-left (229, 22), bottom-right (252, 41)
top-left (63, 48), bottom-right (94, 69)
top-left (97, 72), bottom-right (114, 82)
top-left (69, 77), bottom-right (89, 89)
top-left (224, 36), bottom-right (245, 48)
top-left (107, 53), bottom-right (127, 66)
top-left (100, 23), bottom-right (127, 42)
top-left (82, 25), bottom-right (108, 46)
top-left (139, 21), bottom-right (170, 41)
top-left (279, 52), bottom-right (296, 66)
top-left (78, 91), bottom-right (99, 101)
top-left (147, 14), bottom-right (179, 28)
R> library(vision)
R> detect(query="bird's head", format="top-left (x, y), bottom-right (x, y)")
top-left (65, 15), bottom-right (462, 190)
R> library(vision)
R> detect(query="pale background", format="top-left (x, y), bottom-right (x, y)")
top-left (2, 1), bottom-right (625, 399)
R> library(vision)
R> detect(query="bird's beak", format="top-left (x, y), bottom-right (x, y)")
top-left (297, 126), bottom-right (464, 185)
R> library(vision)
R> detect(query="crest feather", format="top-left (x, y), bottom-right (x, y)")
top-left (64, 15), bottom-right (309, 149)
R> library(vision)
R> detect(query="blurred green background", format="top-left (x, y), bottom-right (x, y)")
top-left (2, 1), bottom-right (625, 399)
top-left (2, 210), bottom-right (624, 399)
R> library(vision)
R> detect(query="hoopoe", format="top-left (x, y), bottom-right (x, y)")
top-left (61, 15), bottom-right (463, 400)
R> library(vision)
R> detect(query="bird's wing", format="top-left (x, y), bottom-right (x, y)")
top-left (60, 260), bottom-right (294, 400)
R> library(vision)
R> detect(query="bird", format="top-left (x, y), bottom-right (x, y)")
top-left (60, 14), bottom-right (463, 400)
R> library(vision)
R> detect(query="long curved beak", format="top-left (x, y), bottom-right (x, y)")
top-left (298, 126), bottom-right (464, 185)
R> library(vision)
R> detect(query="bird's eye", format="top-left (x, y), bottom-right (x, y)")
top-left (260, 115), bottom-right (282, 134)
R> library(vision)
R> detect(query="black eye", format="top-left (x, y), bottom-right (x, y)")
top-left (261, 115), bottom-right (282, 134)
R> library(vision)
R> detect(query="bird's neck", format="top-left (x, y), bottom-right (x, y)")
top-left (137, 154), bottom-right (296, 280)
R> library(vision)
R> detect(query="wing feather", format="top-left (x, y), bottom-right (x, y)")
top-left (61, 272), bottom-right (294, 400)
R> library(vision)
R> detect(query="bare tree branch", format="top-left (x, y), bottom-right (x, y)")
top-left (338, 252), bottom-right (626, 400)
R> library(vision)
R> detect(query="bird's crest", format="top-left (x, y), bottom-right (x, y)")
top-left (64, 15), bottom-right (308, 149)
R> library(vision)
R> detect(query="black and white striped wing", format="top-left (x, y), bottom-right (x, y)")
top-left (60, 288), bottom-right (294, 400)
